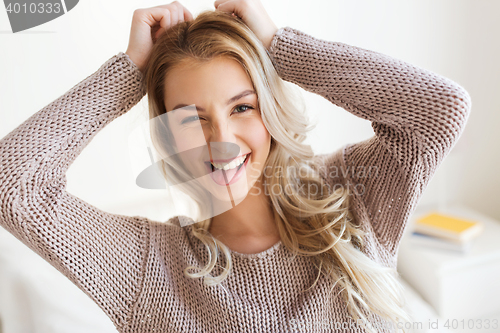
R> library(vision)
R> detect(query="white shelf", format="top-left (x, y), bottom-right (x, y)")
top-left (398, 205), bottom-right (500, 333)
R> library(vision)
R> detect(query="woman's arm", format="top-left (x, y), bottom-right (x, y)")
top-left (0, 3), bottom-right (193, 328)
top-left (0, 52), bottom-right (149, 330)
top-left (266, 27), bottom-right (471, 256)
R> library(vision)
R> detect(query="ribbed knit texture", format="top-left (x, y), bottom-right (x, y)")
top-left (0, 27), bottom-right (471, 333)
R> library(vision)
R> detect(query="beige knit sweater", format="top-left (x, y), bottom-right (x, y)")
top-left (0, 27), bottom-right (471, 332)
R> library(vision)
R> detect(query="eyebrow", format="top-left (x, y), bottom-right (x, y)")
top-left (171, 89), bottom-right (256, 112)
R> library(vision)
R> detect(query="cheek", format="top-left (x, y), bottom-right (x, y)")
top-left (241, 118), bottom-right (271, 154)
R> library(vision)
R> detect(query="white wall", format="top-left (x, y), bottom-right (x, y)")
top-left (452, 1), bottom-right (500, 219)
top-left (1, 0), bottom-right (499, 222)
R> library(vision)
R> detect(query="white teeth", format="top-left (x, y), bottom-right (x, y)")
top-left (211, 155), bottom-right (247, 171)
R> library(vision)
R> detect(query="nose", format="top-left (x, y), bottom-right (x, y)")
top-left (206, 119), bottom-right (238, 157)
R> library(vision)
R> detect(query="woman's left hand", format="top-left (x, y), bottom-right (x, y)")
top-left (214, 0), bottom-right (278, 50)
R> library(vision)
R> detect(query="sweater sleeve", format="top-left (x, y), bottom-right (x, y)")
top-left (266, 27), bottom-right (471, 256)
top-left (0, 52), bottom-right (150, 330)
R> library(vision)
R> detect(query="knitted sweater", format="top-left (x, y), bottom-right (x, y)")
top-left (0, 27), bottom-right (471, 333)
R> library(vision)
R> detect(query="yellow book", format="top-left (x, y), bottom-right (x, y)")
top-left (414, 212), bottom-right (483, 243)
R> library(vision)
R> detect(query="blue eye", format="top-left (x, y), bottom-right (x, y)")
top-left (181, 115), bottom-right (200, 124)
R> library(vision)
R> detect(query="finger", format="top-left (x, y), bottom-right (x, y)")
top-left (172, 1), bottom-right (186, 24)
top-left (171, 2), bottom-right (193, 21)
top-left (165, 5), bottom-right (177, 27)
top-left (153, 24), bottom-right (162, 41)
top-left (215, 0), bottom-right (243, 18)
top-left (159, 12), bottom-right (171, 30)
top-left (177, 5), bottom-right (184, 24)
top-left (214, 0), bottom-right (230, 8)
top-left (154, 12), bottom-right (171, 40)
top-left (143, 7), bottom-right (172, 28)
top-left (154, 27), bottom-right (163, 41)
top-left (183, 7), bottom-right (194, 21)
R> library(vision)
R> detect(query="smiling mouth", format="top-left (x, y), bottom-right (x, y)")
top-left (204, 153), bottom-right (250, 173)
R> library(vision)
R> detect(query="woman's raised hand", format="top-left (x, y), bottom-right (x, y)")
top-left (214, 0), bottom-right (278, 50)
top-left (125, 1), bottom-right (193, 73)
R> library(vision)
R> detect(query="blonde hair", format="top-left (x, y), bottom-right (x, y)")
top-left (143, 10), bottom-right (412, 333)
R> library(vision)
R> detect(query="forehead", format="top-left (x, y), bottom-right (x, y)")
top-left (163, 57), bottom-right (255, 107)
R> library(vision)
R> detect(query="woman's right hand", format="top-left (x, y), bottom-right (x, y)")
top-left (125, 1), bottom-right (194, 73)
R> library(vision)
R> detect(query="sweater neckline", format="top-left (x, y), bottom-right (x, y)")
top-left (228, 240), bottom-right (283, 259)
top-left (182, 222), bottom-right (283, 260)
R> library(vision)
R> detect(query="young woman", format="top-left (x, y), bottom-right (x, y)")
top-left (0, 1), bottom-right (471, 332)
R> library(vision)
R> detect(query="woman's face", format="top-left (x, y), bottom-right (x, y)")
top-left (163, 56), bottom-right (271, 204)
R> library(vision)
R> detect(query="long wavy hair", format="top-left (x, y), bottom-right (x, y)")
top-left (143, 9), bottom-right (412, 333)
